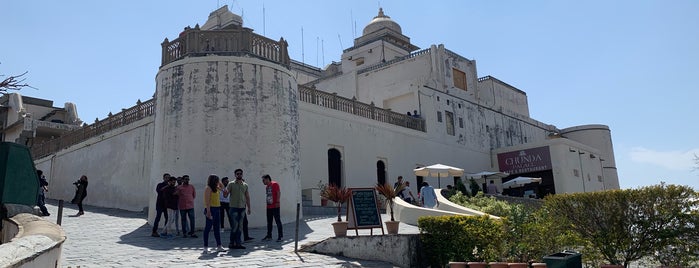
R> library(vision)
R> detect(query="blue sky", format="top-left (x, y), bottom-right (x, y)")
top-left (2, 1), bottom-right (698, 190)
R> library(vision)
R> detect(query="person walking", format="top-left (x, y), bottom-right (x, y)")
top-left (261, 174), bottom-right (283, 242)
top-left (402, 181), bottom-right (416, 204)
top-left (36, 170), bottom-right (50, 216)
top-left (202, 174), bottom-right (225, 254)
top-left (219, 177), bottom-right (230, 231)
top-left (71, 175), bottom-right (88, 216)
top-left (224, 169), bottom-right (250, 249)
top-left (419, 181), bottom-right (439, 209)
top-left (152, 173), bottom-right (170, 237)
top-left (176, 175), bottom-right (197, 238)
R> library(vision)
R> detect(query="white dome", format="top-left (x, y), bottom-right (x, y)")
top-left (362, 8), bottom-right (402, 35)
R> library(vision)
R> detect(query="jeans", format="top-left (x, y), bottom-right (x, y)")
top-left (152, 206), bottom-right (168, 233)
top-left (180, 208), bottom-right (195, 235)
top-left (266, 207), bottom-right (283, 238)
top-left (228, 207), bottom-right (245, 246)
top-left (203, 207), bottom-right (221, 247)
top-left (220, 202), bottom-right (230, 228)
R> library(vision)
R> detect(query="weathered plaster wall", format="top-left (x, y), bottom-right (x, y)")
top-left (153, 55), bottom-right (300, 228)
top-left (35, 117), bottom-right (154, 211)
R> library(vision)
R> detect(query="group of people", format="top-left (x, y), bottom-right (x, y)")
top-left (151, 170), bottom-right (284, 254)
top-left (36, 170), bottom-right (88, 217)
top-left (394, 176), bottom-right (439, 208)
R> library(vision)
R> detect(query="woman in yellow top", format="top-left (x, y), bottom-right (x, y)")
top-left (203, 174), bottom-right (225, 253)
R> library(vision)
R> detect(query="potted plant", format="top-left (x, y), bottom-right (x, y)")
top-left (317, 180), bottom-right (329, 206)
top-left (320, 183), bottom-right (351, 237)
top-left (374, 182), bottom-right (405, 234)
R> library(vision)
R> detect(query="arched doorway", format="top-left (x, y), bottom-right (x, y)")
top-left (377, 160), bottom-right (386, 186)
top-left (328, 148), bottom-right (342, 187)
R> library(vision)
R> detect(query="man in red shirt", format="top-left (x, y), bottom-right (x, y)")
top-left (176, 175), bottom-right (197, 238)
top-left (261, 174), bottom-right (283, 242)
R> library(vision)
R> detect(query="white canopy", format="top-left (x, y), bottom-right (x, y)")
top-left (503, 176), bottom-right (542, 189)
top-left (414, 164), bottom-right (464, 188)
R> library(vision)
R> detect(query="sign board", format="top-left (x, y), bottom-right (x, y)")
top-left (346, 188), bottom-right (384, 235)
top-left (497, 146), bottom-right (552, 175)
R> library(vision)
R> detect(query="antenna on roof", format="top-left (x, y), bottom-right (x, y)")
top-left (351, 10), bottom-right (355, 39)
top-left (338, 34), bottom-right (343, 50)
top-left (301, 27), bottom-right (305, 65)
top-left (321, 39), bottom-right (325, 67)
top-left (316, 37), bottom-right (319, 67)
top-left (262, 3), bottom-right (266, 36)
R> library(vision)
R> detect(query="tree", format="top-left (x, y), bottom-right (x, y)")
top-left (0, 71), bottom-right (31, 94)
top-left (543, 184), bottom-right (699, 267)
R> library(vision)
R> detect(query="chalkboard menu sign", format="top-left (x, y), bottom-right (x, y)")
top-left (347, 188), bottom-right (383, 235)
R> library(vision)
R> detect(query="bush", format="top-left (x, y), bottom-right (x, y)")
top-left (418, 215), bottom-right (504, 267)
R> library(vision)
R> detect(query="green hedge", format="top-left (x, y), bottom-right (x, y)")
top-left (418, 215), bottom-right (504, 267)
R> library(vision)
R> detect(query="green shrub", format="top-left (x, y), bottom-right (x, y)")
top-left (418, 215), bottom-right (503, 267)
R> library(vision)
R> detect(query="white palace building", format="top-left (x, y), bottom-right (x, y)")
top-left (1, 6), bottom-right (618, 228)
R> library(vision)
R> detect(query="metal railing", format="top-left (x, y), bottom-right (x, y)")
top-left (356, 48), bottom-right (431, 75)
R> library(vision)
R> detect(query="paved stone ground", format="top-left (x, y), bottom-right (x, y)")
top-left (43, 200), bottom-right (419, 268)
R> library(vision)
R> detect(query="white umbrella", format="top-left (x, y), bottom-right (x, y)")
top-left (502, 177), bottom-right (542, 189)
top-left (466, 171), bottom-right (509, 179)
top-left (414, 164), bottom-right (465, 188)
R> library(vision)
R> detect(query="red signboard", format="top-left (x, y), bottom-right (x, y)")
top-left (497, 146), bottom-right (551, 175)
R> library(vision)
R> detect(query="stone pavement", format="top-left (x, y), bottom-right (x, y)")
top-left (43, 200), bottom-right (419, 268)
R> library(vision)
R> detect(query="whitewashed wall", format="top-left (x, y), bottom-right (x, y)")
top-left (35, 117), bottom-right (154, 211)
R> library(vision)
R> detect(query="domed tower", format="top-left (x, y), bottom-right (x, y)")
top-left (341, 8), bottom-right (418, 73)
top-left (150, 6), bottom-right (299, 228)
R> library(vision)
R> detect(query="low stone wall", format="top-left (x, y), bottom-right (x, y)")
top-left (0, 207), bottom-right (66, 268)
top-left (300, 234), bottom-right (426, 267)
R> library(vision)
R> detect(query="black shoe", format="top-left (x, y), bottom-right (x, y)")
top-left (151, 232), bottom-right (160, 237)
top-left (232, 244), bottom-right (246, 249)
top-left (277, 237), bottom-right (283, 242)
top-left (261, 236), bottom-right (272, 241)
top-left (244, 237), bottom-right (254, 242)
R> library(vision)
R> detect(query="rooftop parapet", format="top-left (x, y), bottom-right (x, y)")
top-left (161, 25), bottom-right (290, 68)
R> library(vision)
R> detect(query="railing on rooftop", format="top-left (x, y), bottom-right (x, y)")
top-left (356, 48), bottom-right (431, 75)
top-left (161, 25), bottom-right (290, 67)
top-left (30, 85), bottom-right (426, 159)
top-left (298, 85), bottom-right (425, 132)
top-left (30, 99), bottom-right (155, 159)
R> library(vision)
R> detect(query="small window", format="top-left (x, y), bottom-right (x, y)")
top-left (573, 169), bottom-right (580, 177)
top-left (437, 111), bottom-right (442, 122)
top-left (437, 96), bottom-right (440, 102)
top-left (447, 100), bottom-right (450, 105)
top-left (355, 58), bottom-right (365, 66)
top-left (453, 68), bottom-right (467, 91)
top-left (598, 175), bottom-right (603, 182)
top-left (458, 117), bottom-right (464, 128)
top-left (458, 103), bottom-right (461, 109)
top-left (445, 111), bottom-right (455, 136)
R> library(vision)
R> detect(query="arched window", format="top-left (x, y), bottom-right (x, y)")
top-left (377, 160), bottom-right (386, 185)
top-left (328, 148), bottom-right (342, 187)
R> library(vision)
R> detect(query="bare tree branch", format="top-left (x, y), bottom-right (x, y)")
top-left (0, 71), bottom-right (31, 94)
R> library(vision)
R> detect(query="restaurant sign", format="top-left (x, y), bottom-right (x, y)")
top-left (497, 146), bottom-right (551, 175)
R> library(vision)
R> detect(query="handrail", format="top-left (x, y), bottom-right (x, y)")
top-left (298, 85), bottom-right (425, 132)
top-left (356, 48), bottom-right (431, 75)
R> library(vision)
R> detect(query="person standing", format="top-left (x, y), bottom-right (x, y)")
top-left (261, 174), bottom-right (283, 242)
top-left (36, 170), bottom-right (50, 216)
top-left (162, 177), bottom-right (179, 238)
top-left (224, 169), bottom-right (250, 249)
top-left (202, 174), bottom-right (225, 253)
top-left (176, 175), bottom-right (197, 238)
top-left (420, 181), bottom-right (439, 209)
top-left (487, 180), bottom-right (498, 195)
top-left (394, 176), bottom-right (406, 200)
top-left (219, 177), bottom-right (231, 231)
top-left (72, 175), bottom-right (88, 216)
top-left (152, 173), bottom-right (170, 237)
